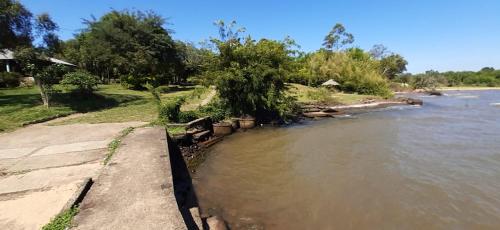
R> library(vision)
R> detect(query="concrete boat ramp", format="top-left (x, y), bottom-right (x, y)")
top-left (0, 122), bottom-right (193, 229)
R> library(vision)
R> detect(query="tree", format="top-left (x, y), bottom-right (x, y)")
top-left (322, 23), bottom-right (354, 51)
top-left (35, 13), bottom-right (61, 54)
top-left (64, 10), bottom-right (181, 87)
top-left (0, 0), bottom-right (33, 49)
top-left (15, 47), bottom-right (68, 107)
top-left (207, 21), bottom-right (297, 120)
top-left (369, 44), bottom-right (390, 59)
top-left (379, 54), bottom-right (408, 80)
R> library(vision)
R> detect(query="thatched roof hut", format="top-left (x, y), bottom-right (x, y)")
top-left (321, 79), bottom-right (340, 87)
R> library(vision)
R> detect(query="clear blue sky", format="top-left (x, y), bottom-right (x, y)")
top-left (21, 0), bottom-right (500, 73)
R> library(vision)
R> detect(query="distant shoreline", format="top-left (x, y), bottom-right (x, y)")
top-left (438, 87), bottom-right (500, 91)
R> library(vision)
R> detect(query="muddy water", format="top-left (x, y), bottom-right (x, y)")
top-left (193, 91), bottom-right (500, 229)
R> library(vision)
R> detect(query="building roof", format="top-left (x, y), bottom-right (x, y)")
top-left (321, 79), bottom-right (340, 86)
top-left (0, 50), bottom-right (14, 60)
top-left (0, 49), bottom-right (75, 66)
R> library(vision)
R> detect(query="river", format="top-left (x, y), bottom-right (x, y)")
top-left (193, 90), bottom-right (500, 229)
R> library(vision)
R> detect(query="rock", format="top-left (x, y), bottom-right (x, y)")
top-left (207, 216), bottom-right (228, 230)
top-left (405, 98), bottom-right (423, 105)
top-left (303, 111), bottom-right (335, 118)
top-left (427, 90), bottom-right (443, 96)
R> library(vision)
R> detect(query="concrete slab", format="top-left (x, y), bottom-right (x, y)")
top-left (73, 127), bottom-right (187, 230)
top-left (6, 149), bottom-right (104, 173)
top-left (0, 183), bottom-right (78, 230)
top-left (0, 147), bottom-right (38, 159)
top-left (0, 163), bottom-right (100, 195)
top-left (32, 140), bottom-right (109, 156)
top-left (0, 121), bottom-right (146, 230)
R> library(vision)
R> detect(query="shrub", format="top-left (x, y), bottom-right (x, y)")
top-left (306, 51), bottom-right (393, 97)
top-left (197, 100), bottom-right (229, 122)
top-left (61, 71), bottom-right (99, 95)
top-left (0, 72), bottom-right (21, 88)
top-left (178, 110), bottom-right (199, 123)
top-left (306, 88), bottom-right (335, 103)
top-left (158, 97), bottom-right (185, 123)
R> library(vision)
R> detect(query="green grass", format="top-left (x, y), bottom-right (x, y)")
top-left (41, 206), bottom-right (79, 230)
top-left (0, 84), bottom-right (200, 132)
top-left (287, 83), bottom-right (380, 105)
top-left (166, 125), bottom-right (186, 135)
top-left (103, 127), bottom-right (135, 165)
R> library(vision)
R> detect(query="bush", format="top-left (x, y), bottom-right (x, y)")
top-left (306, 88), bottom-right (337, 103)
top-left (0, 72), bottom-right (21, 88)
top-left (61, 71), bottom-right (99, 95)
top-left (197, 100), bottom-right (229, 122)
top-left (158, 97), bottom-right (185, 123)
top-left (306, 51), bottom-right (392, 97)
top-left (178, 110), bottom-right (199, 123)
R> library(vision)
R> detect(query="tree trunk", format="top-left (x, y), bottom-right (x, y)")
top-left (36, 79), bottom-right (50, 108)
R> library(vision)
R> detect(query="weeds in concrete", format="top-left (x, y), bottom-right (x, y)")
top-left (42, 206), bottom-right (79, 230)
top-left (104, 127), bottom-right (135, 165)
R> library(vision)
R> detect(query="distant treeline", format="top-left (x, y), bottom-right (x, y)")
top-left (397, 68), bottom-right (500, 88)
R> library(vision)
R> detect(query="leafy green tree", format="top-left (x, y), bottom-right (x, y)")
top-left (379, 54), bottom-right (408, 80)
top-left (306, 50), bottom-right (392, 97)
top-left (322, 23), bottom-right (354, 51)
top-left (0, 0), bottom-right (33, 49)
top-left (207, 21), bottom-right (297, 120)
top-left (63, 10), bottom-right (181, 87)
top-left (61, 71), bottom-right (99, 95)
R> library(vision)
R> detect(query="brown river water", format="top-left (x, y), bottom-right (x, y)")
top-left (193, 91), bottom-right (500, 229)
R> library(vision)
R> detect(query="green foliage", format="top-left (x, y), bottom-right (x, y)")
top-left (0, 0), bottom-right (33, 49)
top-left (323, 23), bottom-right (354, 51)
top-left (63, 10), bottom-right (181, 87)
top-left (61, 71), bottom-right (99, 95)
top-left (178, 110), bottom-right (199, 123)
top-left (158, 97), bottom-right (185, 123)
top-left (407, 68), bottom-right (500, 88)
top-left (0, 72), bottom-right (22, 88)
top-left (306, 88), bottom-right (338, 104)
top-left (207, 24), bottom-right (298, 121)
top-left (380, 54), bottom-right (408, 80)
top-left (197, 100), bottom-right (229, 122)
top-left (41, 206), bottom-right (78, 230)
top-left (305, 50), bottom-right (392, 97)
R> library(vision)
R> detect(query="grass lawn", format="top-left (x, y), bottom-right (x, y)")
top-left (287, 83), bottom-right (380, 105)
top-left (0, 84), bottom-right (205, 132)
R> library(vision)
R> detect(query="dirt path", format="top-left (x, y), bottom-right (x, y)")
top-left (200, 87), bottom-right (216, 106)
top-left (0, 121), bottom-right (145, 229)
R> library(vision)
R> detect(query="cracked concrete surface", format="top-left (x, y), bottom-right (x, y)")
top-left (0, 121), bottom-right (145, 230)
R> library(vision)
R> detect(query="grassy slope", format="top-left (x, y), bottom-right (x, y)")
top-left (287, 83), bottom-right (380, 105)
top-left (0, 84), bottom-right (201, 132)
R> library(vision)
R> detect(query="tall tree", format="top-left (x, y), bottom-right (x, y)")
top-left (379, 54), bottom-right (408, 80)
top-left (35, 13), bottom-right (61, 54)
top-left (64, 10), bottom-right (181, 87)
top-left (369, 44), bottom-right (390, 59)
top-left (0, 0), bottom-right (33, 49)
top-left (322, 23), bottom-right (354, 51)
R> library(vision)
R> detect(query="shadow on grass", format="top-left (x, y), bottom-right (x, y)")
top-left (0, 91), bottom-right (144, 113)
